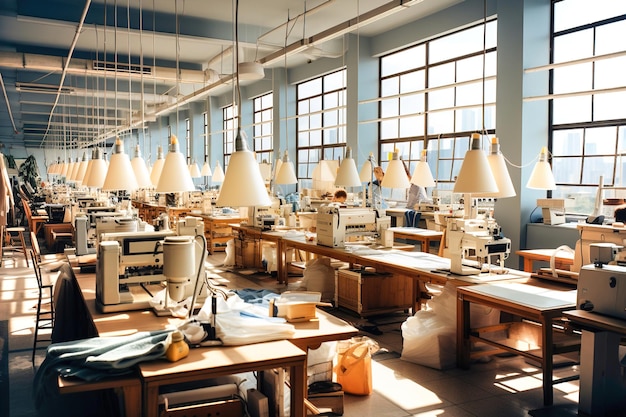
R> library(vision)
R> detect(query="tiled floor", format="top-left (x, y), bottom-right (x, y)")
top-left (1, 246), bottom-right (581, 417)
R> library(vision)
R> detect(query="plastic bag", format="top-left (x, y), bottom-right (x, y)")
top-left (223, 238), bottom-right (235, 266)
top-left (334, 336), bottom-right (379, 395)
top-left (300, 257), bottom-right (335, 302)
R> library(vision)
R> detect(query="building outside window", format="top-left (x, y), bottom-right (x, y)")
top-left (253, 92), bottom-right (273, 164)
top-left (222, 104), bottom-right (238, 169)
top-left (296, 68), bottom-right (347, 190)
top-left (379, 20), bottom-right (497, 200)
top-left (549, 0), bottom-right (626, 215)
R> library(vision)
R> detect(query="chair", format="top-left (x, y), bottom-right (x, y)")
top-left (1, 225), bottom-right (28, 266)
top-left (403, 210), bottom-right (421, 228)
top-left (21, 196), bottom-right (48, 237)
top-left (30, 249), bottom-right (56, 363)
top-left (29, 231), bottom-right (66, 269)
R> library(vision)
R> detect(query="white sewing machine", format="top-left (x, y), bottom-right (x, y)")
top-left (96, 216), bottom-right (206, 313)
top-left (316, 206), bottom-right (384, 247)
top-left (578, 263), bottom-right (626, 320)
top-left (444, 217), bottom-right (511, 275)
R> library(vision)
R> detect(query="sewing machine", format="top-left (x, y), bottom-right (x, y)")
top-left (316, 207), bottom-right (380, 247)
top-left (251, 197), bottom-right (282, 230)
top-left (574, 223), bottom-right (626, 271)
top-left (444, 218), bottom-right (511, 275)
top-left (96, 216), bottom-right (206, 313)
top-left (96, 230), bottom-right (174, 312)
top-left (578, 264), bottom-right (626, 320)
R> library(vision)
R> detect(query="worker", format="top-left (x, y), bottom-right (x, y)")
top-left (403, 161), bottom-right (431, 209)
top-left (332, 189), bottom-right (347, 203)
top-left (615, 206), bottom-right (626, 223)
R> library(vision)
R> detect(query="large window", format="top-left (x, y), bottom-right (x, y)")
top-left (222, 104), bottom-right (238, 169)
top-left (296, 68), bottom-right (347, 189)
top-left (549, 0), bottom-right (626, 214)
top-left (253, 92), bottom-right (273, 164)
top-left (379, 20), bottom-right (497, 193)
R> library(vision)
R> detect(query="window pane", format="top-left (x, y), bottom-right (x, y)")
top-left (428, 62), bottom-right (455, 88)
top-left (582, 155), bottom-right (614, 184)
top-left (381, 77), bottom-right (399, 97)
top-left (584, 126), bottom-right (617, 155)
top-left (400, 116), bottom-right (422, 138)
top-left (428, 110), bottom-right (454, 133)
top-left (298, 78), bottom-right (321, 99)
top-left (553, 129), bottom-right (584, 156)
top-left (553, 156), bottom-right (582, 183)
top-left (553, 30), bottom-right (594, 63)
top-left (324, 70), bottom-right (345, 92)
top-left (381, 120), bottom-right (398, 140)
top-left (553, 63), bottom-right (592, 94)
top-left (553, 96), bottom-right (592, 124)
top-left (381, 44), bottom-right (425, 77)
top-left (381, 98), bottom-right (398, 118)
top-left (554, 0), bottom-right (626, 32)
top-left (594, 92), bottom-right (626, 121)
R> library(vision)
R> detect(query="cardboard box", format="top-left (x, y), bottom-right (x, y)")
top-left (336, 270), bottom-right (412, 317)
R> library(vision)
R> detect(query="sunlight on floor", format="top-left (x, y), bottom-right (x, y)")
top-left (372, 359), bottom-right (443, 410)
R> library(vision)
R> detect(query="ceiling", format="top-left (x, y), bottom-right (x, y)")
top-left (0, 0), bottom-right (461, 151)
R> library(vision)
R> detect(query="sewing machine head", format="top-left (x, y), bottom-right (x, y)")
top-left (445, 218), bottom-right (511, 275)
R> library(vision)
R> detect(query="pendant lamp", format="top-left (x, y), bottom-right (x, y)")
top-left (381, 149), bottom-right (410, 189)
top-left (150, 145), bottom-right (165, 187)
top-left (102, 137), bottom-right (139, 191)
top-left (84, 148), bottom-right (108, 189)
top-left (527, 147), bottom-right (557, 190)
top-left (212, 161), bottom-right (225, 183)
top-left (275, 150), bottom-right (297, 185)
top-left (131, 144), bottom-right (152, 188)
top-left (155, 135), bottom-right (195, 193)
top-left (410, 150), bottom-right (436, 188)
top-left (335, 147), bottom-right (361, 187)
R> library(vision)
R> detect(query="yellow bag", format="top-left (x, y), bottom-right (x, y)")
top-left (335, 337), bottom-right (377, 395)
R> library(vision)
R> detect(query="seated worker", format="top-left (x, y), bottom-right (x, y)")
top-left (615, 206), bottom-right (626, 223)
top-left (332, 189), bottom-right (347, 203)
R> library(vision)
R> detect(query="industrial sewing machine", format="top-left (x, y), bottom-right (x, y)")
top-left (96, 216), bottom-right (206, 313)
top-left (316, 206), bottom-right (388, 248)
top-left (444, 217), bottom-right (511, 275)
top-left (578, 263), bottom-right (626, 320)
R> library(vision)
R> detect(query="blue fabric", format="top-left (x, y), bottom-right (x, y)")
top-left (404, 210), bottom-right (421, 228)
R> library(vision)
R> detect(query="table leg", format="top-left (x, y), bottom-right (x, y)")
top-left (120, 384), bottom-right (142, 417)
top-left (456, 293), bottom-right (471, 369)
top-left (290, 361), bottom-right (306, 417)
top-left (522, 257), bottom-right (533, 273)
top-left (541, 317), bottom-right (554, 406)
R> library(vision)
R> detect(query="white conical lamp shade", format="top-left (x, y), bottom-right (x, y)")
top-left (150, 145), bottom-right (165, 187)
top-left (272, 157), bottom-right (283, 182)
top-left (102, 137), bottom-right (139, 191)
top-left (131, 145), bottom-right (152, 188)
top-left (67, 158), bottom-right (81, 182)
top-left (216, 129), bottom-right (271, 207)
top-left (359, 158), bottom-right (374, 183)
top-left (527, 146), bottom-right (557, 190)
top-left (382, 150), bottom-right (410, 189)
top-left (453, 134), bottom-right (498, 194)
top-left (84, 148), bottom-right (108, 188)
top-left (410, 150), bottom-right (436, 187)
top-left (156, 135), bottom-right (195, 193)
top-left (480, 137), bottom-right (516, 197)
top-left (335, 147), bottom-right (361, 187)
top-left (61, 159), bottom-right (72, 178)
top-left (201, 161), bottom-right (212, 177)
top-left (258, 161), bottom-right (272, 183)
top-left (212, 161), bottom-right (224, 182)
top-left (275, 150), bottom-right (297, 185)
top-left (188, 161), bottom-right (201, 178)
top-left (75, 154), bottom-right (89, 185)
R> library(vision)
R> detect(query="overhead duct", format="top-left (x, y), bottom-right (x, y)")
top-left (0, 51), bottom-right (208, 84)
top-left (92, 60), bottom-right (152, 75)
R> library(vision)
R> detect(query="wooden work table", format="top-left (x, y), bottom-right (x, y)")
top-left (515, 248), bottom-right (575, 273)
top-left (72, 272), bottom-right (357, 417)
top-left (278, 235), bottom-right (531, 313)
top-left (457, 279), bottom-right (579, 406)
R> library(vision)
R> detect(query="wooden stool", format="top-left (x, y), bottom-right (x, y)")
top-left (5, 226), bottom-right (27, 256)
